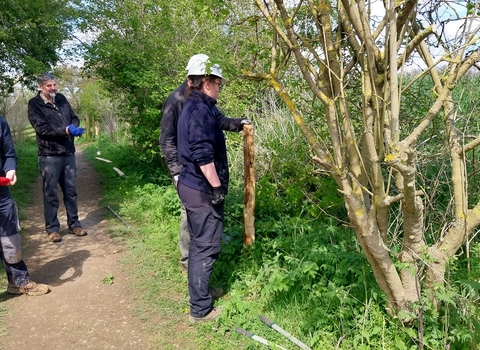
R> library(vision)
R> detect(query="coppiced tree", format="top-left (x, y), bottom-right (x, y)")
top-left (241, 0), bottom-right (480, 319)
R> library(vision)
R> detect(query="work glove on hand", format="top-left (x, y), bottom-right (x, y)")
top-left (240, 119), bottom-right (252, 126)
top-left (67, 124), bottom-right (86, 137)
top-left (212, 186), bottom-right (225, 205)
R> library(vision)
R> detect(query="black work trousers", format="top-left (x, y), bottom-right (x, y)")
top-left (177, 182), bottom-right (224, 318)
top-left (39, 155), bottom-right (80, 233)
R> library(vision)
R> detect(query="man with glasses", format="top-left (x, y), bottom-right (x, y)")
top-left (159, 54), bottom-right (250, 274)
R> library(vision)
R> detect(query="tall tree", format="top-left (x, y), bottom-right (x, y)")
top-left (241, 0), bottom-right (480, 320)
top-left (80, 0), bottom-right (236, 153)
top-left (0, 0), bottom-right (75, 95)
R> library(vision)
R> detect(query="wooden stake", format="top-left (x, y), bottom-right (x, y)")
top-left (243, 124), bottom-right (255, 246)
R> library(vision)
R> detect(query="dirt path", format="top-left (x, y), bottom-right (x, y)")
top-left (0, 150), bottom-right (146, 349)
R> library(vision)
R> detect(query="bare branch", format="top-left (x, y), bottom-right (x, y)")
top-left (461, 135), bottom-right (480, 154)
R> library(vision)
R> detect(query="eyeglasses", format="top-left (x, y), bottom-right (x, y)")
top-left (212, 81), bottom-right (224, 91)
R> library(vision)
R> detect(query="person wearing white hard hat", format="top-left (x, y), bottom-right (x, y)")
top-left (175, 55), bottom-right (249, 323)
top-left (159, 54), bottom-right (250, 279)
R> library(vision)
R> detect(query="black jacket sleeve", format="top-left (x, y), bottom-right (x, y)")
top-left (0, 117), bottom-right (17, 174)
top-left (159, 82), bottom-right (188, 177)
top-left (214, 106), bottom-right (244, 132)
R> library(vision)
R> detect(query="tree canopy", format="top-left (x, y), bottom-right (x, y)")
top-left (79, 0), bottom-right (241, 153)
top-left (0, 0), bottom-right (76, 95)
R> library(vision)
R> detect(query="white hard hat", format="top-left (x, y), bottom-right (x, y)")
top-left (185, 54), bottom-right (227, 84)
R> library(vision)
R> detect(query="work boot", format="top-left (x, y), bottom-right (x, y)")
top-left (47, 232), bottom-right (62, 242)
top-left (69, 226), bottom-right (88, 236)
top-left (189, 306), bottom-right (222, 323)
top-left (209, 288), bottom-right (224, 300)
top-left (7, 281), bottom-right (50, 296)
top-left (179, 262), bottom-right (188, 274)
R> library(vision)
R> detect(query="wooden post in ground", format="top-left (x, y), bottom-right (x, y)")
top-left (85, 114), bottom-right (91, 140)
top-left (243, 124), bottom-right (255, 246)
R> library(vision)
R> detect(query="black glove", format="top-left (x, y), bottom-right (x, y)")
top-left (212, 186), bottom-right (225, 205)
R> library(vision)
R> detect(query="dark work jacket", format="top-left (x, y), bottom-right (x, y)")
top-left (177, 90), bottom-right (229, 195)
top-left (0, 117), bottom-right (16, 200)
top-left (28, 92), bottom-right (80, 156)
top-left (159, 80), bottom-right (244, 177)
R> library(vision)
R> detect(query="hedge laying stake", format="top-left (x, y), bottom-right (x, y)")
top-left (259, 315), bottom-right (312, 350)
top-left (235, 327), bottom-right (287, 349)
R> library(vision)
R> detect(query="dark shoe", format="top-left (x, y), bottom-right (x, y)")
top-left (48, 232), bottom-right (62, 242)
top-left (209, 288), bottom-right (224, 300)
top-left (7, 281), bottom-right (50, 296)
top-left (69, 226), bottom-right (88, 236)
top-left (189, 306), bottom-right (222, 323)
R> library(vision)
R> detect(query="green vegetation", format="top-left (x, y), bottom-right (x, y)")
top-left (1, 90), bottom-right (479, 348)
top-left (0, 0), bottom-right (76, 95)
top-left (80, 97), bottom-right (480, 348)
top-left (3, 0), bottom-right (480, 348)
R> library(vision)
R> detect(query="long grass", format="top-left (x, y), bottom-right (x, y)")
top-left (5, 112), bottom-right (474, 348)
top-left (80, 129), bottom-right (398, 349)
top-left (3, 108), bottom-right (470, 350)
top-left (76, 95), bottom-right (432, 349)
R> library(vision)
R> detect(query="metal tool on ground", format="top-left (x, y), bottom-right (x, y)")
top-left (259, 315), bottom-right (312, 350)
top-left (235, 327), bottom-right (288, 350)
top-left (106, 205), bottom-right (131, 229)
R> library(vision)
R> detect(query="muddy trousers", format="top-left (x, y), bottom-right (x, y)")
top-left (178, 206), bottom-right (190, 269)
top-left (0, 196), bottom-right (30, 286)
top-left (0, 250), bottom-right (29, 286)
top-left (39, 155), bottom-right (80, 233)
top-left (177, 182), bottom-right (224, 318)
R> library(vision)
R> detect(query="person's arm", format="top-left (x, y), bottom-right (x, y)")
top-left (190, 106), bottom-right (226, 204)
top-left (1, 118), bottom-right (17, 185)
top-left (199, 163), bottom-right (220, 187)
top-left (160, 92), bottom-right (183, 177)
top-left (214, 106), bottom-right (246, 132)
top-left (200, 162), bottom-right (224, 205)
top-left (71, 111), bottom-right (80, 127)
top-left (189, 106), bottom-right (219, 185)
top-left (28, 100), bottom-right (68, 137)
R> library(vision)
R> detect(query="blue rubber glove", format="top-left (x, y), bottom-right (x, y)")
top-left (241, 119), bottom-right (252, 125)
top-left (68, 124), bottom-right (86, 137)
